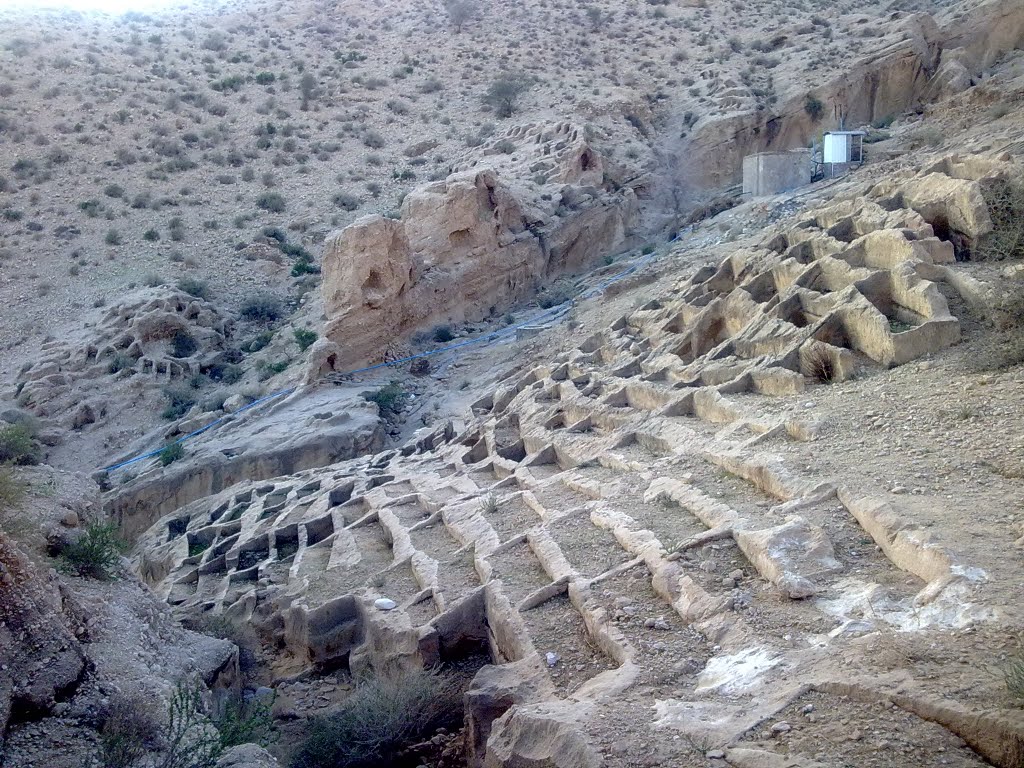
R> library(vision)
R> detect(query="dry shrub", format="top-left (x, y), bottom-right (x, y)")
top-left (802, 344), bottom-right (836, 383)
top-left (291, 667), bottom-right (462, 768)
top-left (977, 179), bottom-right (1024, 262)
top-left (99, 693), bottom-right (161, 768)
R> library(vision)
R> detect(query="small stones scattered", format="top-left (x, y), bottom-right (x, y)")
top-left (673, 657), bottom-right (704, 675)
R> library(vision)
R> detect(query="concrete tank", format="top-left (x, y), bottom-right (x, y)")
top-left (742, 149), bottom-right (812, 197)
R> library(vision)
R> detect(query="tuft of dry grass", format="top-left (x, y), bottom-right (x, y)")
top-left (802, 344), bottom-right (836, 383)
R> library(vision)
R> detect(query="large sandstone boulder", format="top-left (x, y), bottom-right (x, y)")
top-left (320, 123), bottom-right (636, 370)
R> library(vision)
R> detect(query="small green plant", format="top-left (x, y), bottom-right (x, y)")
top-left (362, 130), bottom-right (386, 149)
top-left (908, 125), bottom-right (943, 149)
top-left (239, 294), bottom-right (284, 323)
top-left (105, 228), bottom-right (123, 245)
top-left (177, 277), bottom-right (210, 300)
top-left (1005, 654), bottom-right (1024, 701)
top-left (293, 328), bottom-right (317, 351)
top-left (480, 494), bottom-right (499, 514)
top-left (60, 521), bottom-right (124, 579)
top-left (143, 228), bottom-right (161, 242)
top-left (290, 254), bottom-right (320, 277)
top-left (159, 442), bottom-right (185, 466)
top-left (0, 423), bottom-right (40, 465)
top-left (291, 668), bottom-right (461, 768)
top-left (803, 94), bottom-right (825, 122)
top-left (265, 360), bottom-right (289, 375)
top-left (156, 680), bottom-right (223, 768)
top-left (188, 540), bottom-right (209, 557)
top-left (209, 363), bottom-right (244, 384)
top-left (364, 382), bottom-right (406, 416)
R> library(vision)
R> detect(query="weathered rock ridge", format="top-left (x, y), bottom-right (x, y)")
top-left (321, 122), bottom-right (637, 370)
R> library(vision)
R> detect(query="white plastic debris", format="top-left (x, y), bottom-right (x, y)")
top-left (545, 652), bottom-right (560, 667)
top-left (374, 598), bottom-right (397, 610)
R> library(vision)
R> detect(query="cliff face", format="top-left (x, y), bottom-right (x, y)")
top-left (682, 0), bottom-right (1024, 187)
top-left (320, 122), bottom-right (638, 370)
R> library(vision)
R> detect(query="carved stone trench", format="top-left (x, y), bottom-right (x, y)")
top-left (130, 158), bottom-right (1024, 767)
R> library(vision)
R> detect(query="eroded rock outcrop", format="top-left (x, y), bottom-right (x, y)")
top-left (321, 122), bottom-right (637, 369)
top-left (0, 519), bottom-right (239, 768)
top-left (131, 152), bottom-right (1024, 768)
top-left (14, 288), bottom-right (233, 428)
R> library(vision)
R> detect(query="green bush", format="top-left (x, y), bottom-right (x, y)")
top-left (143, 228), bottom-right (160, 242)
top-left (803, 94), bottom-right (825, 122)
top-left (291, 668), bottom-right (461, 768)
top-left (482, 73), bottom-right (533, 118)
top-left (60, 522), bottom-right (124, 579)
top-left (0, 423), bottom-right (40, 465)
top-left (364, 382), bottom-right (406, 416)
top-left (256, 192), bottom-right (285, 212)
top-left (177, 277), bottom-right (211, 300)
top-left (105, 229), bottom-right (122, 245)
top-left (162, 387), bottom-right (197, 420)
top-left (159, 442), bottom-right (185, 466)
top-left (239, 294), bottom-right (284, 323)
top-left (332, 191), bottom-right (361, 211)
top-left (293, 328), bottom-right (318, 352)
top-left (291, 256), bottom-right (320, 277)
